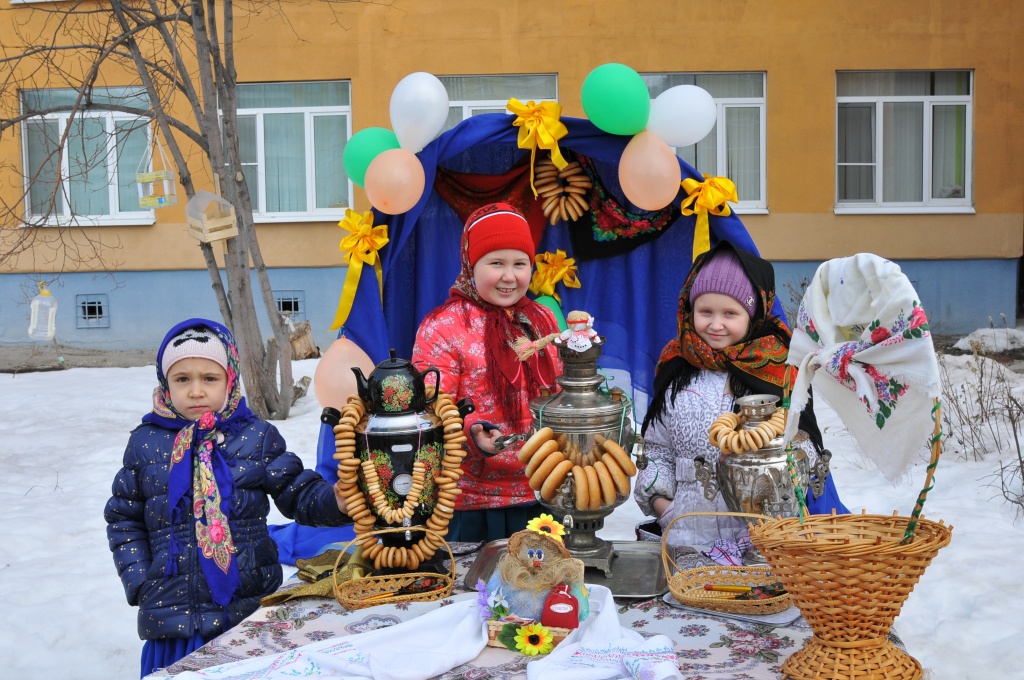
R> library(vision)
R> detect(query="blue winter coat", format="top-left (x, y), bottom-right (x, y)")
top-left (105, 419), bottom-right (348, 641)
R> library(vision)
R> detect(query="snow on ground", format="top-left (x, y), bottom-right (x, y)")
top-left (1, 352), bottom-right (1023, 679)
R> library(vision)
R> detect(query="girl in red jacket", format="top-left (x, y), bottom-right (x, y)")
top-left (412, 203), bottom-right (561, 542)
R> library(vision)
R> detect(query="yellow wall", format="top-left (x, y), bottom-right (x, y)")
top-left (3, 0), bottom-right (1021, 274)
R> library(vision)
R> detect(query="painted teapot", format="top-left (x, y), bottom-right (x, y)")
top-left (352, 349), bottom-right (440, 414)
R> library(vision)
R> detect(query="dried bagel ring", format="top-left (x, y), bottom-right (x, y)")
top-left (540, 459), bottom-right (574, 501)
top-left (518, 427), bottom-right (554, 464)
top-left (600, 452), bottom-right (631, 496)
top-left (524, 440), bottom-right (560, 478)
top-left (529, 448), bottom-right (566, 490)
top-left (583, 465), bottom-right (602, 511)
top-left (571, 465), bottom-right (589, 511)
top-left (601, 439), bottom-right (637, 477)
top-left (593, 460), bottom-right (617, 506)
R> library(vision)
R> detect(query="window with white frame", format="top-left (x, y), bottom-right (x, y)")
top-left (439, 75), bottom-right (558, 133)
top-left (235, 81), bottom-right (350, 221)
top-left (21, 88), bottom-right (152, 225)
top-left (836, 70), bottom-right (972, 211)
top-left (642, 73), bottom-right (767, 211)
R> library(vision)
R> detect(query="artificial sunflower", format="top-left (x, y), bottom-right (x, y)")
top-left (525, 513), bottom-right (566, 542)
top-left (514, 623), bottom-right (554, 656)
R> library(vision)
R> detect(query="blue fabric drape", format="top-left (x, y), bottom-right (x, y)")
top-left (342, 113), bottom-right (775, 400)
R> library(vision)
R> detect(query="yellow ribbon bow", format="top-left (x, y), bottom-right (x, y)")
top-left (329, 209), bottom-right (389, 330)
top-left (529, 249), bottom-right (581, 303)
top-left (507, 98), bottom-right (569, 196)
top-left (680, 175), bottom-right (739, 262)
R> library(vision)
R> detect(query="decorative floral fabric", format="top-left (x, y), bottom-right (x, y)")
top-left (151, 547), bottom-right (811, 680)
top-left (566, 155), bottom-right (681, 261)
top-left (785, 254), bottom-right (941, 482)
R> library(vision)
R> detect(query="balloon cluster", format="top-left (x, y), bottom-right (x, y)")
top-left (581, 64), bottom-right (717, 211)
top-left (342, 73), bottom-right (449, 215)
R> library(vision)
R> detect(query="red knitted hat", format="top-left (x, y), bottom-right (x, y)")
top-left (465, 203), bottom-right (536, 267)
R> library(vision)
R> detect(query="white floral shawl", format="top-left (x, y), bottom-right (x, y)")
top-left (784, 254), bottom-right (941, 482)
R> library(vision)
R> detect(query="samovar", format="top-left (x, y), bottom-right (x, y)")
top-left (501, 335), bottom-right (647, 577)
top-left (694, 394), bottom-right (832, 520)
top-left (349, 351), bottom-right (474, 572)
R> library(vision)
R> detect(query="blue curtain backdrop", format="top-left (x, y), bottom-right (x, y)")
top-left (341, 113), bottom-right (775, 400)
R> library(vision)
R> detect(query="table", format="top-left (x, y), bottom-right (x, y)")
top-left (152, 543), bottom-right (812, 679)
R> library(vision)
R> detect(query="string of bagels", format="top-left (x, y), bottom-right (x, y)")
top-left (516, 427), bottom-right (638, 512)
top-left (332, 386), bottom-right (466, 572)
top-left (707, 408), bottom-right (788, 455)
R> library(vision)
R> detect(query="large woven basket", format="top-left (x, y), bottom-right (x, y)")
top-left (662, 511), bottom-right (791, 616)
top-left (748, 511), bottom-right (953, 680)
top-left (333, 527), bottom-right (455, 610)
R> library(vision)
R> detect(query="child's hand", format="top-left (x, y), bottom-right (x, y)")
top-left (470, 422), bottom-right (502, 455)
top-left (652, 496), bottom-right (672, 518)
top-left (334, 483), bottom-right (350, 516)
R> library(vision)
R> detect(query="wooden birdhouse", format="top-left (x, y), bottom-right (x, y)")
top-left (186, 190), bottom-right (238, 243)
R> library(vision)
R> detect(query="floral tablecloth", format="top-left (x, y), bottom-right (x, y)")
top-left (151, 544), bottom-right (811, 680)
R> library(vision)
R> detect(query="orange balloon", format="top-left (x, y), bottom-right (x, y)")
top-left (313, 336), bottom-right (376, 410)
top-left (364, 148), bottom-right (426, 215)
top-left (617, 131), bottom-right (682, 211)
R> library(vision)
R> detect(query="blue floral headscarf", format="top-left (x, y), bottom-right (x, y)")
top-left (143, 318), bottom-right (255, 607)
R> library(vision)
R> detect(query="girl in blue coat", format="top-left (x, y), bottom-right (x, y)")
top-left (105, 318), bottom-right (351, 677)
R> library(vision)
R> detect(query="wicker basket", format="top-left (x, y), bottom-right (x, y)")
top-left (332, 527), bottom-right (455, 610)
top-left (485, 619), bottom-right (571, 649)
top-left (748, 512), bottom-right (953, 680)
top-left (662, 511), bottom-right (791, 616)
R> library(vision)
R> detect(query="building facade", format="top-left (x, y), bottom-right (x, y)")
top-left (1, 0), bottom-right (1021, 351)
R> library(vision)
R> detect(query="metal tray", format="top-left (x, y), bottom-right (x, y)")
top-left (463, 539), bottom-right (668, 599)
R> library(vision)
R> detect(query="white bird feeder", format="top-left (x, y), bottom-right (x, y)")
top-left (186, 190), bottom-right (238, 243)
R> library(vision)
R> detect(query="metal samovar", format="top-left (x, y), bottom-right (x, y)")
top-left (694, 394), bottom-right (832, 520)
top-left (523, 337), bottom-right (647, 577)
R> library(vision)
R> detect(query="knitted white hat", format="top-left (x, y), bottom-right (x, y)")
top-left (161, 326), bottom-right (229, 377)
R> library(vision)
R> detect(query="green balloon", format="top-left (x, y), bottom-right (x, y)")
top-left (533, 294), bottom-right (568, 332)
top-left (342, 127), bottom-right (400, 187)
top-left (581, 63), bottom-right (651, 136)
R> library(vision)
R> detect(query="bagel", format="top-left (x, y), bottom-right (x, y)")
top-left (517, 427), bottom-right (554, 464)
top-left (593, 460), bottom-right (617, 506)
top-left (601, 439), bottom-right (637, 476)
top-left (524, 440), bottom-right (560, 477)
top-left (540, 459), bottom-right (574, 501)
top-left (571, 465), bottom-right (589, 511)
top-left (583, 465), bottom-right (602, 511)
top-left (601, 453), bottom-right (631, 496)
top-left (529, 448), bottom-right (566, 490)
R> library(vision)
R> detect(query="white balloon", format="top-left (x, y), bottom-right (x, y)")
top-left (389, 72), bottom-right (450, 153)
top-left (646, 85), bottom-right (718, 148)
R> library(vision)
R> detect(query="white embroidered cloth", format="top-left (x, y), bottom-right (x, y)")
top-left (170, 585), bottom-right (679, 680)
top-left (784, 253), bottom-right (941, 483)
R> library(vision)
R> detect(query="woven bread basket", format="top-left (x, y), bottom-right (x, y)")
top-left (333, 526), bottom-right (455, 610)
top-left (485, 619), bottom-right (571, 649)
top-left (662, 511), bottom-right (791, 615)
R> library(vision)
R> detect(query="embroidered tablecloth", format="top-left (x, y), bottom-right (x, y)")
top-left (150, 544), bottom-right (811, 680)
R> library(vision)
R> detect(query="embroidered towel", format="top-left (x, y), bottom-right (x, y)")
top-left (784, 253), bottom-right (941, 482)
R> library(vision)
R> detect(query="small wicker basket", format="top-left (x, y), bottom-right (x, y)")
top-left (486, 619), bottom-right (571, 649)
top-left (662, 511), bottom-right (792, 616)
top-left (332, 526), bottom-right (455, 610)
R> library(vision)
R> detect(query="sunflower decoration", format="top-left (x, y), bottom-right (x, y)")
top-left (514, 623), bottom-right (555, 656)
top-left (526, 513), bottom-right (566, 542)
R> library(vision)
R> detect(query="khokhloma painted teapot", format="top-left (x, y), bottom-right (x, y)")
top-left (351, 349), bottom-right (440, 415)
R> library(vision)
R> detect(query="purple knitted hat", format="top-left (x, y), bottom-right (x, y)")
top-left (689, 248), bottom-right (757, 317)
